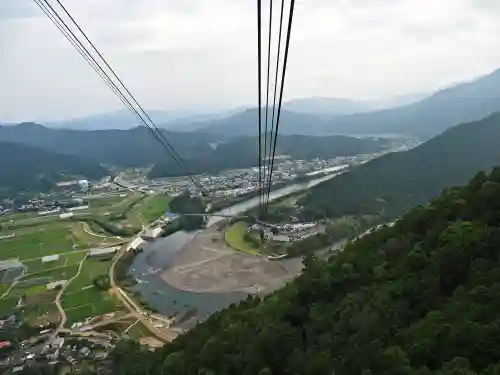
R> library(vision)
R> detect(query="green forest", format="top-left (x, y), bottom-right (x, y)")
top-left (99, 166), bottom-right (500, 374)
top-left (0, 141), bottom-right (108, 197)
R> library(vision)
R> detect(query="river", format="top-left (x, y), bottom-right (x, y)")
top-left (128, 169), bottom-right (346, 328)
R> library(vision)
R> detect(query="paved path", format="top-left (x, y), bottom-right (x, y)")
top-left (108, 241), bottom-right (177, 342)
top-left (53, 259), bottom-right (85, 336)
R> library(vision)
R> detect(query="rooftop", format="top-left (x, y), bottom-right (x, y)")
top-left (88, 247), bottom-right (119, 256)
top-left (42, 254), bottom-right (60, 263)
top-left (0, 260), bottom-right (24, 271)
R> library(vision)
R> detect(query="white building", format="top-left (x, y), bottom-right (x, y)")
top-left (78, 180), bottom-right (89, 191)
top-left (41, 254), bottom-right (60, 263)
top-left (87, 247), bottom-right (119, 258)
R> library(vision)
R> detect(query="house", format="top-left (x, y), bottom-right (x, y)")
top-left (0, 260), bottom-right (25, 283)
top-left (41, 254), bottom-right (60, 263)
top-left (87, 247), bottom-right (119, 259)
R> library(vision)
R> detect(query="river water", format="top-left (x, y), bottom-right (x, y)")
top-left (128, 169), bottom-right (345, 328)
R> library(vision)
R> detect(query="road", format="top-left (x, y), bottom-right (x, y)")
top-left (52, 259), bottom-right (85, 338)
top-left (108, 237), bottom-right (178, 342)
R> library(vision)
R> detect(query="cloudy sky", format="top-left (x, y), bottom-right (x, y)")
top-left (1, 0), bottom-right (500, 122)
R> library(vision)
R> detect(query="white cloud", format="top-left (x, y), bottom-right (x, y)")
top-left (1, 0), bottom-right (500, 121)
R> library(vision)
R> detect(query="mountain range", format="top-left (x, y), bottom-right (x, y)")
top-left (0, 141), bottom-right (108, 197)
top-left (0, 123), bottom-right (390, 175)
top-left (0, 123), bottom-right (216, 167)
top-left (188, 68), bottom-right (500, 138)
top-left (10, 67), bottom-right (500, 139)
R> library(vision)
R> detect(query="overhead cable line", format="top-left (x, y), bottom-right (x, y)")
top-left (262, 0), bottom-right (273, 214)
top-left (264, 0), bottom-right (295, 207)
top-left (265, 0), bottom-right (285, 208)
top-left (257, 0), bottom-right (263, 218)
top-left (33, 0), bottom-right (205, 193)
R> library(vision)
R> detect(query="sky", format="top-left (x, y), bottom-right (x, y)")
top-left (1, 0), bottom-right (500, 122)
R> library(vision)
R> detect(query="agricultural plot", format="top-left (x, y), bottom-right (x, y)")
top-left (20, 263), bottom-right (80, 283)
top-left (61, 256), bottom-right (123, 324)
top-left (64, 258), bottom-right (112, 293)
top-left (0, 224), bottom-right (75, 261)
top-left (22, 302), bottom-right (60, 324)
top-left (64, 297), bottom-right (120, 325)
top-left (0, 296), bottom-right (19, 315)
top-left (225, 222), bottom-right (260, 255)
top-left (133, 193), bottom-right (172, 223)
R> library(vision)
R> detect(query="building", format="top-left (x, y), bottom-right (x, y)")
top-left (78, 180), bottom-right (89, 191)
top-left (46, 280), bottom-right (67, 290)
top-left (141, 226), bottom-right (163, 240)
top-left (272, 235), bottom-right (290, 243)
top-left (41, 254), bottom-right (60, 263)
top-left (0, 260), bottom-right (26, 283)
top-left (126, 237), bottom-right (145, 252)
top-left (59, 212), bottom-right (74, 219)
top-left (87, 247), bottom-right (119, 259)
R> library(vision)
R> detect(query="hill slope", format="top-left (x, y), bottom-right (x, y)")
top-left (191, 68), bottom-right (500, 137)
top-left (109, 166), bottom-right (500, 375)
top-left (299, 111), bottom-right (500, 219)
top-left (326, 68), bottom-right (500, 137)
top-left (0, 123), bottom-right (215, 167)
top-left (194, 108), bottom-right (329, 136)
top-left (0, 142), bottom-right (108, 196)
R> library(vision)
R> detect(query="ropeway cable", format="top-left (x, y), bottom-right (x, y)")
top-left (33, 0), bottom-right (206, 193)
top-left (264, 0), bottom-right (295, 208)
top-left (257, 0), bottom-right (264, 218)
top-left (262, 0), bottom-right (273, 216)
top-left (264, 0), bottom-right (285, 209)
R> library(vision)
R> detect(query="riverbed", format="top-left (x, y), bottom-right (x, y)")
top-left (128, 169), bottom-right (346, 328)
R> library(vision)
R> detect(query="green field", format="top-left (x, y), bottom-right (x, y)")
top-left (0, 224), bottom-right (75, 261)
top-left (225, 222), bottom-right (260, 255)
top-left (64, 297), bottom-right (120, 324)
top-left (137, 194), bottom-right (172, 222)
top-left (22, 302), bottom-right (59, 322)
top-left (59, 256), bottom-right (122, 324)
top-left (64, 258), bottom-right (112, 293)
top-left (0, 296), bottom-right (19, 315)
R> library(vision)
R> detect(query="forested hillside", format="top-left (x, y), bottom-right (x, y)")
top-left (149, 134), bottom-right (389, 177)
top-left (0, 141), bottom-right (108, 197)
top-left (299, 111), bottom-right (500, 220)
top-left (0, 123), bottom-right (214, 167)
top-left (108, 167), bottom-right (500, 375)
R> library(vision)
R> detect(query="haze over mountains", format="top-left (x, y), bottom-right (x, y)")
top-left (8, 67), bottom-right (500, 140)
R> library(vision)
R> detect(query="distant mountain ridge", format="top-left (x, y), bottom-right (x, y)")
top-left (0, 122), bottom-right (389, 175)
top-left (44, 108), bottom-right (241, 131)
top-left (171, 68), bottom-right (500, 137)
top-left (0, 141), bottom-right (108, 197)
top-left (0, 122), bottom-right (216, 167)
top-left (282, 97), bottom-right (371, 115)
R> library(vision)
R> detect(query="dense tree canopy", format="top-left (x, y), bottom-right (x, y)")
top-left (0, 141), bottom-right (108, 197)
top-left (108, 166), bottom-right (500, 375)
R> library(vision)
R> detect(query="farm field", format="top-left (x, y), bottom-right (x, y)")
top-left (0, 200), bottom-right (129, 321)
top-left (225, 221), bottom-right (260, 255)
top-left (61, 257), bottom-right (124, 325)
top-left (133, 193), bottom-right (172, 223)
